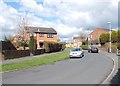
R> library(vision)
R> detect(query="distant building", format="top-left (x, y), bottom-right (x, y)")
top-left (66, 43), bottom-right (74, 48)
top-left (89, 28), bottom-right (109, 44)
top-left (73, 36), bottom-right (82, 48)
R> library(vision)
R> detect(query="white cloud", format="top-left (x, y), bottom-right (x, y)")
top-left (0, 0), bottom-right (118, 41)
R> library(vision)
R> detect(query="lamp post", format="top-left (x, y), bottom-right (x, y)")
top-left (107, 22), bottom-right (112, 53)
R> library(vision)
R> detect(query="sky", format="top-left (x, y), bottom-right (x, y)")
top-left (0, 0), bottom-right (119, 42)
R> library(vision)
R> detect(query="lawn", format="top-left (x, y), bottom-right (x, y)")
top-left (1, 50), bottom-right (70, 72)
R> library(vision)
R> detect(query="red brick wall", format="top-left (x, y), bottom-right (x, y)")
top-left (36, 33), bottom-right (57, 48)
top-left (89, 28), bottom-right (109, 41)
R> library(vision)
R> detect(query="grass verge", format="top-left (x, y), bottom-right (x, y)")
top-left (0, 51), bottom-right (69, 72)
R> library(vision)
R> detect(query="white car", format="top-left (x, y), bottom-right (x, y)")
top-left (70, 48), bottom-right (84, 58)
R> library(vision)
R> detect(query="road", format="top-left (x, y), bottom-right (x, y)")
top-left (2, 51), bottom-right (113, 84)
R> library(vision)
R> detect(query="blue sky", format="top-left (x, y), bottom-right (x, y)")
top-left (0, 0), bottom-right (118, 42)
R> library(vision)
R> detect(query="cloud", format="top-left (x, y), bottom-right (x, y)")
top-left (0, 0), bottom-right (118, 42)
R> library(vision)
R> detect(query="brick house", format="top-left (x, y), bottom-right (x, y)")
top-left (89, 28), bottom-right (109, 44)
top-left (73, 36), bottom-right (82, 48)
top-left (12, 27), bottom-right (57, 49)
top-left (28, 27), bottom-right (57, 49)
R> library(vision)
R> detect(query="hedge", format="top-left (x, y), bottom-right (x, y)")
top-left (44, 41), bottom-right (66, 53)
top-left (80, 45), bottom-right (88, 50)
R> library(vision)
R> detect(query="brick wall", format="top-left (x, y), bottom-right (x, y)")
top-left (89, 28), bottom-right (109, 42)
top-left (36, 33), bottom-right (57, 48)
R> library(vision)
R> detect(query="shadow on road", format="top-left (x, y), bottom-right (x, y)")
top-left (110, 68), bottom-right (120, 85)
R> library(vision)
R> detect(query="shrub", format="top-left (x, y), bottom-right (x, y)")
top-left (29, 35), bottom-right (37, 54)
top-left (62, 43), bottom-right (66, 50)
top-left (44, 41), bottom-right (65, 53)
top-left (108, 44), bottom-right (117, 53)
top-left (80, 45), bottom-right (88, 50)
top-left (99, 33), bottom-right (109, 44)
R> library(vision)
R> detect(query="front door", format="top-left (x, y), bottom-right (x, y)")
top-left (39, 42), bottom-right (44, 48)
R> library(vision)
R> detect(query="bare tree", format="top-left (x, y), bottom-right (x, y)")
top-left (15, 16), bottom-right (29, 50)
top-left (79, 32), bottom-right (86, 43)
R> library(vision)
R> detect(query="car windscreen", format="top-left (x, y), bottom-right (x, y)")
top-left (91, 46), bottom-right (98, 49)
top-left (72, 48), bottom-right (82, 51)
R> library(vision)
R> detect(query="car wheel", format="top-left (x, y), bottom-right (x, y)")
top-left (82, 54), bottom-right (84, 57)
top-left (89, 50), bottom-right (91, 53)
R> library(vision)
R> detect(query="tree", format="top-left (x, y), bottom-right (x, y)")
top-left (16, 17), bottom-right (29, 50)
top-left (57, 38), bottom-right (61, 42)
top-left (99, 33), bottom-right (109, 45)
top-left (118, 30), bottom-right (120, 50)
top-left (29, 35), bottom-right (37, 54)
top-left (79, 32), bottom-right (86, 44)
top-left (111, 31), bottom-right (117, 43)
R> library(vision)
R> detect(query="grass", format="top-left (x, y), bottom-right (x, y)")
top-left (0, 50), bottom-right (70, 72)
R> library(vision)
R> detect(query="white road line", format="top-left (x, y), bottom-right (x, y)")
top-left (101, 53), bottom-right (117, 84)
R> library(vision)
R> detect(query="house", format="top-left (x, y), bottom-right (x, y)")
top-left (28, 27), bottom-right (57, 49)
top-left (89, 28), bottom-right (109, 44)
top-left (73, 36), bottom-right (82, 48)
top-left (12, 27), bottom-right (57, 49)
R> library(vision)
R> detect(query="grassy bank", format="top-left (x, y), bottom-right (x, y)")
top-left (1, 50), bottom-right (69, 72)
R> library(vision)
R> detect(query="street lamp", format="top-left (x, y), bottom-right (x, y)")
top-left (107, 22), bottom-right (112, 53)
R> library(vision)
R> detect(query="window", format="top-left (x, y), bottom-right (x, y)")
top-left (40, 33), bottom-right (44, 37)
top-left (47, 33), bottom-right (53, 38)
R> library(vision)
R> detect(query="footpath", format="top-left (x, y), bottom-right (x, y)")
top-left (100, 49), bottom-right (119, 84)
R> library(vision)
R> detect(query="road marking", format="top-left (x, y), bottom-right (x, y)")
top-left (101, 53), bottom-right (117, 84)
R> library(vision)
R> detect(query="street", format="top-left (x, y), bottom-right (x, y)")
top-left (2, 51), bottom-right (113, 84)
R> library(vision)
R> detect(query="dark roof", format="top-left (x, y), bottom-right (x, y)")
top-left (28, 27), bottom-right (57, 34)
top-left (0, 41), bottom-right (16, 51)
top-left (96, 28), bottom-right (109, 31)
top-left (73, 36), bottom-right (81, 40)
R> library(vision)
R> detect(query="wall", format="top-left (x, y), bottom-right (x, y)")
top-left (36, 33), bottom-right (57, 48)
top-left (90, 29), bottom-right (109, 41)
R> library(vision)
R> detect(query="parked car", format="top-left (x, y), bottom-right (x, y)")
top-left (88, 46), bottom-right (99, 53)
top-left (70, 48), bottom-right (84, 58)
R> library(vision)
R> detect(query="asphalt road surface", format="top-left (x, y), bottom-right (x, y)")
top-left (2, 51), bottom-right (113, 84)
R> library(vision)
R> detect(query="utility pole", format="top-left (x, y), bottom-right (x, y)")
top-left (107, 22), bottom-right (112, 53)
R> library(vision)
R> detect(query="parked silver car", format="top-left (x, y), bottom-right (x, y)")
top-left (70, 48), bottom-right (84, 58)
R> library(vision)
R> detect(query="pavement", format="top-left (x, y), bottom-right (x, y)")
top-left (99, 49), bottom-right (119, 84)
top-left (2, 51), bottom-right (114, 84)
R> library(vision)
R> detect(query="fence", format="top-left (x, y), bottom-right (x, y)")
top-left (1, 49), bottom-right (45, 60)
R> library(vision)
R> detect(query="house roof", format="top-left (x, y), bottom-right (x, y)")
top-left (0, 41), bottom-right (16, 51)
top-left (89, 28), bottom-right (109, 35)
top-left (27, 27), bottom-right (57, 34)
top-left (73, 36), bottom-right (81, 40)
top-left (95, 28), bottom-right (109, 31)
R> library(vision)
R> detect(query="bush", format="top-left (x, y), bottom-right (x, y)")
top-left (80, 45), bottom-right (88, 50)
top-left (44, 41), bottom-right (65, 53)
top-left (33, 49), bottom-right (45, 55)
top-left (29, 35), bottom-right (37, 54)
top-left (62, 43), bottom-right (66, 50)
top-left (99, 33), bottom-right (109, 44)
top-left (108, 44), bottom-right (117, 53)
